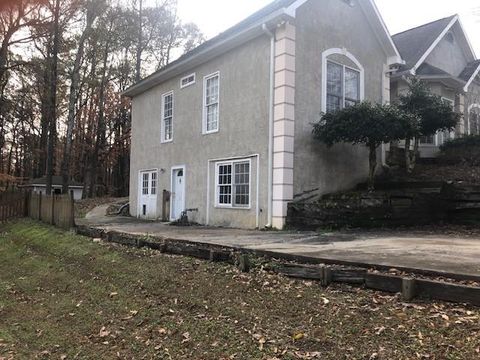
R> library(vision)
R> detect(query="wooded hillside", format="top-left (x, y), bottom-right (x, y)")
top-left (0, 0), bottom-right (203, 196)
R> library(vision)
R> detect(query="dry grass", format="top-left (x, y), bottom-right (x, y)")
top-left (0, 219), bottom-right (479, 359)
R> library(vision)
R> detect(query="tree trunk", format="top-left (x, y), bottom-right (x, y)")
top-left (135, 0), bottom-right (143, 82)
top-left (45, 0), bottom-right (61, 195)
top-left (368, 143), bottom-right (377, 191)
top-left (404, 137), bottom-right (412, 173)
top-left (410, 137), bottom-right (419, 172)
top-left (61, 3), bottom-right (96, 194)
top-left (88, 27), bottom-right (112, 198)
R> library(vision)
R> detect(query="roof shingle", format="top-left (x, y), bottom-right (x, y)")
top-left (392, 15), bottom-right (456, 71)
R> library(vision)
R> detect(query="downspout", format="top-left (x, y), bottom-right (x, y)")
top-left (262, 23), bottom-right (275, 228)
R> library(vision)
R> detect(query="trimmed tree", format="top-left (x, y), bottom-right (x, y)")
top-left (313, 101), bottom-right (418, 190)
top-left (398, 78), bottom-right (460, 172)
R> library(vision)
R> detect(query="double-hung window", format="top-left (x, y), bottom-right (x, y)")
top-left (326, 61), bottom-right (360, 113)
top-left (216, 160), bottom-right (250, 208)
top-left (162, 92), bottom-right (173, 142)
top-left (203, 72), bottom-right (220, 133)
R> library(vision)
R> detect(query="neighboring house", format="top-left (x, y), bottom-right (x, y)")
top-left (23, 176), bottom-right (84, 200)
top-left (124, 0), bottom-right (412, 229)
top-left (390, 15), bottom-right (480, 157)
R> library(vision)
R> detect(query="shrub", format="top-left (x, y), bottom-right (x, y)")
top-left (439, 135), bottom-right (480, 166)
top-left (313, 101), bottom-right (418, 190)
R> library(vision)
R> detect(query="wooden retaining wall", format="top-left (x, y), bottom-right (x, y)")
top-left (28, 193), bottom-right (75, 230)
top-left (76, 226), bottom-right (480, 307)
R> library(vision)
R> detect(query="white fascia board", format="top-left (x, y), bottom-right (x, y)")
top-left (464, 63), bottom-right (480, 92)
top-left (457, 17), bottom-right (477, 60)
top-left (412, 15), bottom-right (459, 72)
top-left (123, 9), bottom-right (289, 98)
top-left (367, 0), bottom-right (402, 61)
top-left (285, 0), bottom-right (309, 17)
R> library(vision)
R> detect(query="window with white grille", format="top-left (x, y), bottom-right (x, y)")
top-left (326, 60), bottom-right (360, 113)
top-left (216, 160), bottom-right (250, 208)
top-left (162, 92), bottom-right (173, 142)
top-left (203, 72), bottom-right (219, 133)
top-left (180, 73), bottom-right (195, 88)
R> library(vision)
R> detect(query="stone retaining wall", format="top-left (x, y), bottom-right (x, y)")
top-left (287, 182), bottom-right (480, 229)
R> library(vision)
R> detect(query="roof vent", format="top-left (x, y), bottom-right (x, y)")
top-left (342, 0), bottom-right (355, 7)
top-left (445, 31), bottom-right (455, 44)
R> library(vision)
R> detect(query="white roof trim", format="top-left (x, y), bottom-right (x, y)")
top-left (287, 0), bottom-right (403, 64)
top-left (29, 184), bottom-right (84, 189)
top-left (412, 15), bottom-right (458, 72)
top-left (457, 17), bottom-right (477, 60)
top-left (366, 0), bottom-right (402, 61)
top-left (123, 9), bottom-right (289, 97)
top-left (464, 63), bottom-right (480, 92)
top-left (285, 0), bottom-right (309, 16)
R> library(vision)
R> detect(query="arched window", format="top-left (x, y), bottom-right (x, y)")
top-left (321, 48), bottom-right (365, 113)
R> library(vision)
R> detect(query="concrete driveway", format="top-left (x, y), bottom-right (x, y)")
top-left (78, 206), bottom-right (480, 279)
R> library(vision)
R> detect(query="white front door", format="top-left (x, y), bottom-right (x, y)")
top-left (171, 168), bottom-right (185, 220)
top-left (138, 170), bottom-right (157, 219)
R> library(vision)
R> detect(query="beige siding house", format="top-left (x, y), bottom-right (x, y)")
top-left (125, 0), bottom-right (478, 229)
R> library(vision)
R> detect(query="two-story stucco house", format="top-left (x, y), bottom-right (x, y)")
top-left (124, 0), bottom-right (403, 229)
top-left (390, 15), bottom-right (480, 157)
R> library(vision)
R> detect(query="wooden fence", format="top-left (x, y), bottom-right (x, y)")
top-left (0, 192), bottom-right (28, 222)
top-left (28, 193), bottom-right (75, 229)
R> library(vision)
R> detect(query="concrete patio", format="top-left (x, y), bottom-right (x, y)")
top-left (78, 205), bottom-right (480, 279)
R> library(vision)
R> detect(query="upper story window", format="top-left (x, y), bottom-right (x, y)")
top-left (326, 60), bottom-right (360, 112)
top-left (180, 73), bottom-right (195, 88)
top-left (161, 91), bottom-right (173, 142)
top-left (203, 72), bottom-right (220, 134)
top-left (322, 48), bottom-right (364, 114)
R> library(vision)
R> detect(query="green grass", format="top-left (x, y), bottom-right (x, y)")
top-left (0, 219), bottom-right (479, 359)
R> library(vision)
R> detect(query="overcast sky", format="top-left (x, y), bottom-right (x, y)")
top-left (176, 0), bottom-right (480, 56)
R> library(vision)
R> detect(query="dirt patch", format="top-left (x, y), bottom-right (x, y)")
top-left (0, 219), bottom-right (479, 359)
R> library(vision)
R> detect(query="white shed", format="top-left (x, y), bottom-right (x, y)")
top-left (24, 176), bottom-right (84, 200)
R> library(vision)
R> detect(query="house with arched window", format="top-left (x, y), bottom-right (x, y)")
top-left (124, 0), bottom-right (477, 229)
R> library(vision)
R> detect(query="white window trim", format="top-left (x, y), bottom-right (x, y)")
top-left (202, 71), bottom-right (220, 134)
top-left (137, 168), bottom-right (159, 217)
top-left (180, 73), bottom-right (196, 88)
top-left (321, 48), bottom-right (365, 113)
top-left (214, 158), bottom-right (251, 210)
top-left (161, 91), bottom-right (174, 143)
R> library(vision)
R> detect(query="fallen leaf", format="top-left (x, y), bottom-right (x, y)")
top-left (293, 332), bottom-right (305, 341)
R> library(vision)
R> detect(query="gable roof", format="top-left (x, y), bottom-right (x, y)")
top-left (460, 60), bottom-right (480, 91)
top-left (460, 60), bottom-right (480, 81)
top-left (26, 176), bottom-right (83, 188)
top-left (392, 15), bottom-right (457, 72)
top-left (123, 0), bottom-right (296, 97)
top-left (124, 0), bottom-right (402, 98)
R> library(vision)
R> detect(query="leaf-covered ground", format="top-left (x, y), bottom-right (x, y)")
top-left (0, 220), bottom-right (479, 359)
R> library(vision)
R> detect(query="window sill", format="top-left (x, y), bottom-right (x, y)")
top-left (203, 129), bottom-right (219, 135)
top-left (214, 205), bottom-right (251, 210)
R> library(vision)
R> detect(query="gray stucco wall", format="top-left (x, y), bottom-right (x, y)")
top-left (130, 35), bottom-right (271, 228)
top-left (293, 0), bottom-right (389, 197)
top-left (425, 27), bottom-right (469, 77)
top-left (466, 82), bottom-right (480, 133)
